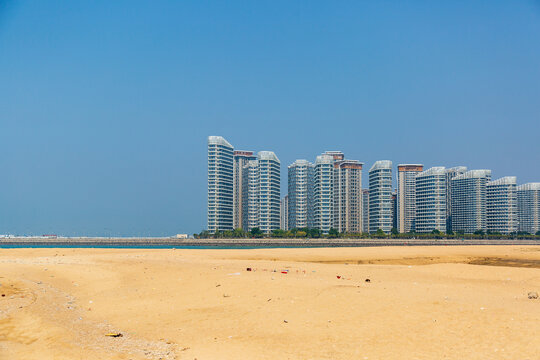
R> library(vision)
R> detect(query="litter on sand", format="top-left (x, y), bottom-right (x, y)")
top-left (105, 333), bottom-right (123, 337)
top-left (228, 273), bottom-right (241, 276)
top-left (246, 268), bottom-right (252, 271)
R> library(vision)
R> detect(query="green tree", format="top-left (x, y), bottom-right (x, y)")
top-left (536, 231), bottom-right (540, 236)
top-left (250, 227), bottom-right (263, 238)
top-left (232, 228), bottom-right (246, 238)
top-left (431, 229), bottom-right (441, 235)
top-left (308, 228), bottom-right (321, 238)
top-left (271, 229), bottom-right (287, 238)
top-left (296, 230), bottom-right (307, 238)
top-left (390, 227), bottom-right (399, 236)
top-left (473, 229), bottom-right (485, 236)
top-left (374, 228), bottom-right (386, 238)
top-left (328, 228), bottom-right (339, 238)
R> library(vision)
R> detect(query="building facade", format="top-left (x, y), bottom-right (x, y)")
top-left (244, 159), bottom-right (260, 231)
top-left (233, 150), bottom-right (257, 229)
top-left (207, 136), bottom-right (234, 232)
top-left (314, 154), bottom-right (335, 233)
top-left (517, 183), bottom-right (540, 234)
top-left (445, 166), bottom-right (467, 233)
top-left (369, 160), bottom-right (393, 233)
top-left (397, 164), bottom-right (423, 233)
top-left (287, 159), bottom-right (314, 229)
top-left (451, 170), bottom-right (491, 233)
top-left (415, 167), bottom-right (447, 233)
top-left (486, 177), bottom-right (518, 234)
top-left (362, 189), bottom-right (370, 233)
top-left (391, 191), bottom-right (397, 230)
top-left (255, 151), bottom-right (281, 234)
top-left (280, 195), bottom-right (289, 231)
top-left (333, 160), bottom-right (363, 233)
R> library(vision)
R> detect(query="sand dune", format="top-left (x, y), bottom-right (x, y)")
top-left (1, 246), bottom-right (539, 359)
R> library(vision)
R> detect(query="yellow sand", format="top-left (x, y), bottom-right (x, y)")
top-left (0, 245), bottom-right (539, 360)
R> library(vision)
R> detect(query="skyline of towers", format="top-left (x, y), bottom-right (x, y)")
top-left (208, 136), bottom-right (280, 234)
top-left (369, 160), bottom-right (393, 233)
top-left (397, 164), bottom-right (424, 233)
top-left (208, 135), bottom-right (538, 235)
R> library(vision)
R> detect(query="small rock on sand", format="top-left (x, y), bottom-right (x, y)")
top-left (528, 291), bottom-right (538, 299)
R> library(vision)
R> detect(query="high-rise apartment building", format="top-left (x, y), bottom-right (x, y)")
top-left (333, 160), bottom-right (363, 233)
top-left (287, 160), bottom-right (314, 229)
top-left (280, 195), bottom-right (289, 231)
top-left (314, 154), bottom-right (335, 233)
top-left (391, 191), bottom-right (397, 230)
top-left (233, 150), bottom-right (257, 229)
top-left (255, 151), bottom-right (281, 234)
top-left (369, 160), bottom-right (393, 233)
top-left (451, 170), bottom-right (491, 233)
top-left (445, 166), bottom-right (467, 233)
top-left (244, 159), bottom-right (260, 231)
top-left (362, 189), bottom-right (370, 233)
top-left (208, 136), bottom-right (280, 234)
top-left (415, 167), bottom-right (446, 233)
top-left (397, 164), bottom-right (423, 233)
top-left (487, 177), bottom-right (518, 234)
top-left (517, 183), bottom-right (540, 234)
top-left (207, 136), bottom-right (234, 232)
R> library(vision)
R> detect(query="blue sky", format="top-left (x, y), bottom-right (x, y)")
top-left (1, 1), bottom-right (539, 236)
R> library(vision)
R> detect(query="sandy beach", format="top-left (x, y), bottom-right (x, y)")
top-left (0, 245), bottom-right (539, 360)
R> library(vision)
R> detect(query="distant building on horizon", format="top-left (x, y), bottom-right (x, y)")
top-left (416, 167), bottom-right (447, 233)
top-left (369, 160), bottom-right (393, 233)
top-left (233, 150), bottom-right (257, 229)
top-left (333, 159), bottom-right (363, 233)
top-left (487, 177), bottom-right (518, 234)
top-left (208, 136), bottom-right (280, 234)
top-left (252, 151), bottom-right (281, 234)
top-left (207, 136), bottom-right (234, 232)
top-left (397, 164), bottom-right (423, 233)
top-left (451, 170), bottom-right (492, 233)
top-left (314, 154), bottom-right (335, 234)
top-left (517, 183), bottom-right (540, 234)
top-left (362, 189), bottom-right (370, 233)
top-left (280, 195), bottom-right (289, 231)
top-left (391, 191), bottom-right (397, 230)
top-left (287, 159), bottom-right (314, 229)
top-left (445, 166), bottom-right (467, 233)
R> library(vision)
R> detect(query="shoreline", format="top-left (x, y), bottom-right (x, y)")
top-left (1, 237), bottom-right (539, 248)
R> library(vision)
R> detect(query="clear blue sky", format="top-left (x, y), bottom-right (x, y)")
top-left (1, 1), bottom-right (539, 236)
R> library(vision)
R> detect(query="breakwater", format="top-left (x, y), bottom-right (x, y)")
top-left (0, 237), bottom-right (538, 248)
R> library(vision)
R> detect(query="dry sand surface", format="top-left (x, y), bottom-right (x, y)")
top-left (0, 245), bottom-right (539, 360)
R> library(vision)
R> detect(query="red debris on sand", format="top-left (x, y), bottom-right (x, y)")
top-left (281, 271), bottom-right (288, 274)
top-left (337, 276), bottom-right (341, 279)
top-left (246, 268), bottom-right (252, 271)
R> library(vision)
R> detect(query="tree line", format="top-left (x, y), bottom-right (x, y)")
top-left (194, 228), bottom-right (540, 240)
